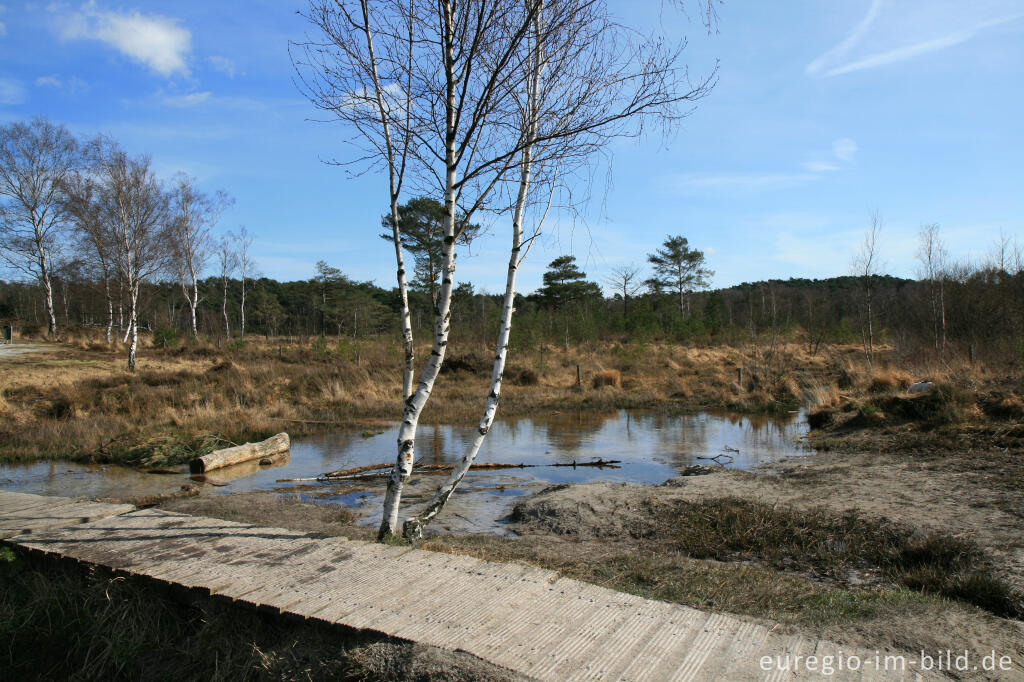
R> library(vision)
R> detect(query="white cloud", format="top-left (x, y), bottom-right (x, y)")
top-left (0, 77), bottom-right (25, 104)
top-left (802, 161), bottom-right (840, 172)
top-left (160, 91), bottom-right (211, 107)
top-left (208, 55), bottom-right (236, 78)
top-left (54, 2), bottom-right (191, 77)
top-left (807, 2), bottom-right (1024, 78)
top-left (832, 138), bottom-right (857, 162)
top-left (34, 74), bottom-right (88, 93)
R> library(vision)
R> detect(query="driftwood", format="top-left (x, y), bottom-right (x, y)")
top-left (189, 432), bottom-right (290, 474)
top-left (277, 458), bottom-right (622, 483)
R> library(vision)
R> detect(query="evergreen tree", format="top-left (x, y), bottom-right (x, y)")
top-left (646, 235), bottom-right (713, 316)
top-left (538, 255), bottom-right (602, 308)
top-left (381, 197), bottom-right (480, 306)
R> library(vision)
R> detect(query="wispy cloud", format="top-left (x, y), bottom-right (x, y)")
top-left (0, 77), bottom-right (25, 105)
top-left (806, 1), bottom-right (1024, 78)
top-left (34, 74), bottom-right (88, 94)
top-left (832, 138), bottom-right (857, 161)
top-left (802, 161), bottom-right (840, 172)
top-left (160, 91), bottom-right (211, 108)
top-left (53, 2), bottom-right (192, 77)
top-left (208, 55), bottom-right (237, 78)
top-left (671, 172), bottom-right (819, 192)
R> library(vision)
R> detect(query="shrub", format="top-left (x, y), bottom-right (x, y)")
top-left (152, 327), bottom-right (180, 349)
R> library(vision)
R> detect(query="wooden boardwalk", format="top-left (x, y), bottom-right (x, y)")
top-left (1, 491), bottom-right (938, 681)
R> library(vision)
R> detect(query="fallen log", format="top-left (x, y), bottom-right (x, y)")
top-left (189, 432), bottom-right (290, 474)
top-left (276, 458), bottom-right (622, 483)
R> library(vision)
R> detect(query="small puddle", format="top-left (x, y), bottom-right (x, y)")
top-left (1, 409), bottom-right (809, 534)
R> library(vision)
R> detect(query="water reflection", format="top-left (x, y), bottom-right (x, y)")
top-left (1, 408), bottom-right (809, 534)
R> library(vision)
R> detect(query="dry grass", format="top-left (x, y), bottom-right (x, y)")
top-left (591, 369), bottom-right (621, 389)
top-left (3, 328), bottom-right (1020, 466)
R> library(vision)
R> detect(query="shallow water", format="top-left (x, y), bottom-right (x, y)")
top-left (1, 409), bottom-right (809, 534)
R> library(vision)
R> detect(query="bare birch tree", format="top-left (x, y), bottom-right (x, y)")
top-left (169, 175), bottom-right (232, 340)
top-left (235, 226), bottom-right (255, 338)
top-left (90, 139), bottom-right (170, 371)
top-left (216, 233), bottom-right (238, 340)
top-left (294, 0), bottom-right (418, 404)
top-left (0, 117), bottom-right (79, 338)
top-left (297, 0), bottom-right (713, 539)
top-left (63, 171), bottom-right (117, 343)
top-left (917, 223), bottom-right (947, 352)
top-left (402, 0), bottom-right (713, 538)
top-left (852, 211), bottom-right (883, 363)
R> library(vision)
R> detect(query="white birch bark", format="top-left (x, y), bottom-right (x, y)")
top-left (377, 0), bottom-right (460, 539)
top-left (104, 278), bottom-right (113, 344)
top-left (404, 147), bottom-right (532, 538)
top-left (403, 7), bottom-right (543, 537)
top-left (127, 285), bottom-right (139, 371)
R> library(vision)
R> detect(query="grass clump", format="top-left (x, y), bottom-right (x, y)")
top-left (658, 498), bottom-right (1020, 618)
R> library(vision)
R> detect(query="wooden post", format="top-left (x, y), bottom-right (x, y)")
top-left (969, 343), bottom-right (975, 366)
top-left (737, 367), bottom-right (743, 385)
top-left (576, 365), bottom-right (581, 389)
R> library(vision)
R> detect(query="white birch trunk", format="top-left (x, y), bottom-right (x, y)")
top-left (358, 0), bottom-right (415, 403)
top-left (377, 5), bottom-right (460, 538)
top-left (377, 166), bottom-right (459, 539)
top-left (404, 146), bottom-right (532, 539)
top-left (240, 276), bottom-right (246, 339)
top-left (37, 242), bottom-right (56, 338)
top-left (127, 285), bottom-right (139, 372)
top-left (402, 11), bottom-right (543, 535)
top-left (104, 279), bottom-right (113, 344)
top-left (188, 266), bottom-right (200, 340)
top-left (222, 278), bottom-right (230, 339)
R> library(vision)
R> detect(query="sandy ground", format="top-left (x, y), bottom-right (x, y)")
top-left (509, 449), bottom-right (1024, 591)
top-left (0, 342), bottom-right (65, 359)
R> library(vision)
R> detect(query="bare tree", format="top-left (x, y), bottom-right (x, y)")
top-left (235, 226), bottom-right (255, 338)
top-left (169, 175), bottom-right (232, 340)
top-left (916, 223), bottom-right (947, 352)
top-left (402, 0), bottom-right (713, 538)
top-left (216, 234), bottom-right (238, 340)
top-left (294, 0), bottom-right (418, 404)
top-left (852, 211), bottom-right (883, 363)
top-left (606, 264), bottom-right (644, 317)
top-left (63, 171), bottom-right (117, 343)
top-left (0, 117), bottom-right (79, 337)
top-left (89, 138), bottom-right (171, 371)
top-left (297, 0), bottom-right (713, 539)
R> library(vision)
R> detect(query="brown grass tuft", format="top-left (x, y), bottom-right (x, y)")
top-left (592, 369), bottom-right (621, 389)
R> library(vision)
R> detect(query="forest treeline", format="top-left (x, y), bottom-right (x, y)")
top-left (2, 118), bottom-right (1023, 366)
top-left (3, 255), bottom-right (1024, 366)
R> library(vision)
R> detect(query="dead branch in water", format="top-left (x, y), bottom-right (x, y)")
top-left (277, 458), bottom-right (622, 483)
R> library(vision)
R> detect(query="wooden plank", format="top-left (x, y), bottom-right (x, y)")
top-left (3, 492), bottom-right (944, 681)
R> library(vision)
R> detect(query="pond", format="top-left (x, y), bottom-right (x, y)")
top-left (0, 409), bottom-right (809, 534)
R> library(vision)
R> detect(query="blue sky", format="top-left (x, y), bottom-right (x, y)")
top-left (1, 1), bottom-right (1021, 293)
